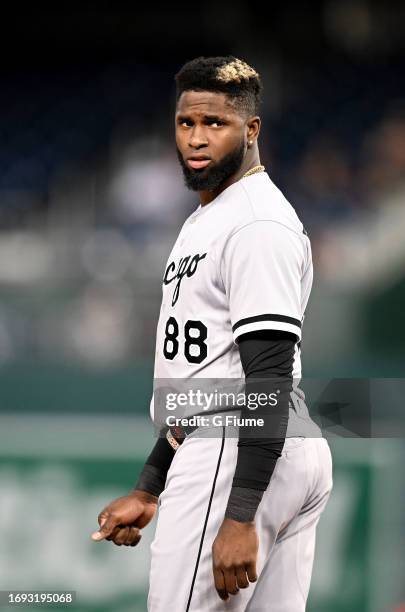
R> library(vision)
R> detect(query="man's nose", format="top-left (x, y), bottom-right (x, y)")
top-left (189, 126), bottom-right (208, 149)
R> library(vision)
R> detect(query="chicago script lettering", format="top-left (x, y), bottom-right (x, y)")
top-left (163, 252), bottom-right (207, 306)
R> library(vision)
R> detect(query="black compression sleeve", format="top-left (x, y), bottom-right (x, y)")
top-left (133, 430), bottom-right (175, 498)
top-left (225, 330), bottom-right (296, 522)
top-left (144, 432), bottom-right (176, 472)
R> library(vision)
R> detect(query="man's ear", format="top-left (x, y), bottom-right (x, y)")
top-left (247, 116), bottom-right (261, 144)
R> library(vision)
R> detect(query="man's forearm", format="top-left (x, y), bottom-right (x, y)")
top-left (225, 382), bottom-right (290, 522)
top-left (225, 330), bottom-right (296, 522)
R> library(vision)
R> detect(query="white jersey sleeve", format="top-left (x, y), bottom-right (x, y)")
top-left (221, 220), bottom-right (306, 343)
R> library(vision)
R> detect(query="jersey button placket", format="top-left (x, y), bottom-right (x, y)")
top-left (180, 216), bottom-right (197, 245)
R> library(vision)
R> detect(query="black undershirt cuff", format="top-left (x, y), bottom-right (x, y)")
top-left (133, 431), bottom-right (175, 498)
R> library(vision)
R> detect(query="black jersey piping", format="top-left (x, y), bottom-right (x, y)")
top-left (232, 314), bottom-right (302, 332)
top-left (185, 426), bottom-right (226, 612)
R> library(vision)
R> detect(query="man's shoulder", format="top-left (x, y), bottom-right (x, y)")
top-left (218, 172), bottom-right (307, 242)
top-left (196, 172), bottom-right (308, 251)
top-left (240, 172), bottom-right (305, 232)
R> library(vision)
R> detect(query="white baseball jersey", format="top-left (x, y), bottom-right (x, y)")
top-left (151, 171), bottom-right (319, 436)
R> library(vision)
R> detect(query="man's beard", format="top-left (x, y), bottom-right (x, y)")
top-left (177, 141), bottom-right (245, 192)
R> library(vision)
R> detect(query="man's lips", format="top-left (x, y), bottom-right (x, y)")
top-left (187, 158), bottom-right (211, 170)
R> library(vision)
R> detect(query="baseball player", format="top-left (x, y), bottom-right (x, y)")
top-left (92, 56), bottom-right (333, 612)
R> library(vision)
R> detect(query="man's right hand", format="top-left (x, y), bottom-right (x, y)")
top-left (91, 490), bottom-right (158, 547)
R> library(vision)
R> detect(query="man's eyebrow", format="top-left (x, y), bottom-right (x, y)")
top-left (203, 114), bottom-right (226, 121)
top-left (176, 112), bottom-right (227, 121)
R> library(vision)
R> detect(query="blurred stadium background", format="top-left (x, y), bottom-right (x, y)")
top-left (0, 2), bottom-right (404, 611)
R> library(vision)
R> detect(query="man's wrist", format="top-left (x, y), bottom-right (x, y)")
top-left (129, 489), bottom-right (159, 504)
top-left (222, 516), bottom-right (255, 528)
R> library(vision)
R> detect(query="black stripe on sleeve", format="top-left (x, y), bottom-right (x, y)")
top-left (232, 314), bottom-right (302, 333)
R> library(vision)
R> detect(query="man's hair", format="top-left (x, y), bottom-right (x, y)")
top-left (175, 56), bottom-right (262, 116)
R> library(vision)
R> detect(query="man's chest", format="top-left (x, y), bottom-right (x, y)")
top-left (161, 219), bottom-right (226, 313)
top-left (155, 219), bottom-right (233, 369)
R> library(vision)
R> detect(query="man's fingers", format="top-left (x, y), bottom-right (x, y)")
top-left (224, 568), bottom-right (239, 596)
top-left (105, 526), bottom-right (122, 541)
top-left (111, 526), bottom-right (141, 546)
top-left (112, 526), bottom-right (130, 546)
top-left (213, 567), bottom-right (229, 601)
top-left (246, 561), bottom-right (258, 583)
top-left (126, 528), bottom-right (142, 546)
top-left (91, 514), bottom-right (119, 541)
top-left (107, 526), bottom-right (142, 547)
top-left (92, 512), bottom-right (142, 546)
top-left (236, 566), bottom-right (249, 589)
top-left (213, 563), bottom-right (255, 600)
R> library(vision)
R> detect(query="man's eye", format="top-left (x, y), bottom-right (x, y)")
top-left (180, 120), bottom-right (193, 127)
top-left (208, 120), bottom-right (223, 127)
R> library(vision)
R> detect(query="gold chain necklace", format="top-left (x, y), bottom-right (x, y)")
top-left (242, 164), bottom-right (265, 178)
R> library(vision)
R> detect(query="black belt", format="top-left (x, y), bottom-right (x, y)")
top-left (166, 424), bottom-right (199, 451)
